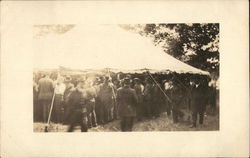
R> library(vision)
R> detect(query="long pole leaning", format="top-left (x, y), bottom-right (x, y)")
top-left (146, 71), bottom-right (172, 103)
top-left (44, 72), bottom-right (59, 132)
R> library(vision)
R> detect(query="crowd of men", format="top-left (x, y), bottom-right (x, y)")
top-left (33, 72), bottom-right (218, 132)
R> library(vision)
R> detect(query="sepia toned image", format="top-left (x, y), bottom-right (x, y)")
top-left (1, 0), bottom-right (249, 157)
top-left (33, 23), bottom-right (219, 132)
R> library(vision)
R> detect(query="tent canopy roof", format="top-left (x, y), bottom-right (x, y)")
top-left (34, 24), bottom-right (209, 75)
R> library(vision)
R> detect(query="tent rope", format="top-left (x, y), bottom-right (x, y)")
top-left (146, 71), bottom-right (172, 103)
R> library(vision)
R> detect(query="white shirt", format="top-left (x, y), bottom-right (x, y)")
top-left (164, 82), bottom-right (173, 90)
top-left (54, 83), bottom-right (66, 95)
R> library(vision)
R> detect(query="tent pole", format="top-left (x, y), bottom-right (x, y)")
top-left (44, 71), bottom-right (59, 132)
top-left (146, 71), bottom-right (172, 103)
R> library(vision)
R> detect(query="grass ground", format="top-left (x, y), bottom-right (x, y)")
top-left (34, 112), bottom-right (219, 132)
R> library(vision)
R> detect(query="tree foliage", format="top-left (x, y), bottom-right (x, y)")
top-left (141, 23), bottom-right (219, 78)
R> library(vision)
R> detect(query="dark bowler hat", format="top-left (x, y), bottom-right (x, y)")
top-left (133, 78), bottom-right (141, 82)
top-left (123, 77), bottom-right (131, 85)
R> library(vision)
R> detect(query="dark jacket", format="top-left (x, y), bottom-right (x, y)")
top-left (152, 84), bottom-right (165, 104)
top-left (144, 83), bottom-right (153, 102)
top-left (190, 85), bottom-right (208, 111)
top-left (99, 82), bottom-right (115, 108)
top-left (134, 83), bottom-right (144, 103)
top-left (68, 88), bottom-right (87, 113)
top-left (170, 85), bottom-right (185, 108)
top-left (37, 77), bottom-right (54, 101)
top-left (117, 86), bottom-right (138, 117)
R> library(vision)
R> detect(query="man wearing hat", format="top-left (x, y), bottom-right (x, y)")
top-left (113, 79), bottom-right (121, 120)
top-left (53, 76), bottom-right (66, 123)
top-left (163, 80), bottom-right (173, 116)
top-left (84, 78), bottom-right (98, 128)
top-left (171, 81), bottom-right (184, 123)
top-left (190, 79), bottom-right (209, 128)
top-left (63, 76), bottom-right (75, 124)
top-left (133, 78), bottom-right (144, 121)
top-left (37, 73), bottom-right (54, 123)
top-left (117, 77), bottom-right (138, 132)
top-left (93, 77), bottom-right (104, 125)
top-left (143, 77), bottom-right (154, 119)
top-left (67, 77), bottom-right (88, 132)
top-left (99, 76), bottom-right (115, 124)
top-left (151, 81), bottom-right (163, 118)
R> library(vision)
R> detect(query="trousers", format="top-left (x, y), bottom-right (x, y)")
top-left (39, 99), bottom-right (51, 123)
top-left (151, 102), bottom-right (161, 117)
top-left (172, 105), bottom-right (184, 123)
top-left (68, 110), bottom-right (88, 132)
top-left (144, 100), bottom-right (153, 118)
top-left (120, 116), bottom-right (134, 132)
top-left (87, 101), bottom-right (97, 128)
top-left (192, 104), bottom-right (206, 126)
top-left (53, 94), bottom-right (64, 123)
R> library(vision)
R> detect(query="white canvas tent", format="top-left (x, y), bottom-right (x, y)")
top-left (34, 24), bottom-right (209, 75)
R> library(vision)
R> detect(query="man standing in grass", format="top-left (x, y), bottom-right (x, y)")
top-left (37, 73), bottom-right (54, 123)
top-left (67, 78), bottom-right (88, 132)
top-left (117, 77), bottom-right (138, 132)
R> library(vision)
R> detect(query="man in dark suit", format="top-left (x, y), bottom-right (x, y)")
top-left (163, 80), bottom-right (174, 116)
top-left (37, 73), bottom-right (54, 123)
top-left (67, 78), bottom-right (88, 132)
top-left (133, 78), bottom-right (144, 121)
top-left (171, 82), bottom-right (184, 123)
top-left (190, 79), bottom-right (209, 128)
top-left (63, 76), bottom-right (75, 124)
top-left (93, 77), bottom-right (104, 125)
top-left (99, 76), bottom-right (115, 123)
top-left (117, 78), bottom-right (138, 132)
top-left (151, 82), bottom-right (162, 118)
top-left (143, 78), bottom-right (153, 119)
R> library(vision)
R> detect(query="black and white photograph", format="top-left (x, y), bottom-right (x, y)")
top-left (33, 23), bottom-right (220, 132)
